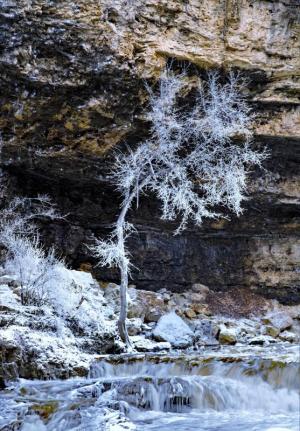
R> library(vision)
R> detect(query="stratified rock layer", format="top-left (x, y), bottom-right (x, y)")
top-left (0, 0), bottom-right (299, 303)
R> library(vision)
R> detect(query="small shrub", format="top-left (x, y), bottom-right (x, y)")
top-left (0, 195), bottom-right (64, 306)
top-left (4, 234), bottom-right (64, 306)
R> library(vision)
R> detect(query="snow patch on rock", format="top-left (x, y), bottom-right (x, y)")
top-left (0, 268), bottom-right (118, 380)
top-left (152, 312), bottom-right (194, 348)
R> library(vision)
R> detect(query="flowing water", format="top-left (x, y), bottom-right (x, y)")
top-left (0, 345), bottom-right (299, 431)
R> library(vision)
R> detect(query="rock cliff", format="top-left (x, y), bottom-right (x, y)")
top-left (0, 0), bottom-right (299, 303)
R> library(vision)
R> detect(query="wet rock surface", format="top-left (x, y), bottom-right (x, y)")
top-left (0, 0), bottom-right (299, 303)
top-left (2, 344), bottom-right (298, 430)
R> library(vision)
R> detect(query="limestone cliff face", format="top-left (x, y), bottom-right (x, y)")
top-left (0, 0), bottom-right (299, 303)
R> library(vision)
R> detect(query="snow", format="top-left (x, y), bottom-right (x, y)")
top-left (131, 335), bottom-right (171, 352)
top-left (21, 417), bottom-right (47, 431)
top-left (104, 410), bottom-right (136, 431)
top-left (2, 260), bottom-right (116, 336)
top-left (0, 267), bottom-right (118, 379)
top-left (152, 312), bottom-right (194, 348)
top-left (0, 283), bottom-right (20, 310)
top-left (47, 267), bottom-right (115, 335)
top-left (0, 324), bottom-right (95, 378)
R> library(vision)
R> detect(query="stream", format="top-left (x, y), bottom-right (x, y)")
top-left (0, 345), bottom-right (299, 431)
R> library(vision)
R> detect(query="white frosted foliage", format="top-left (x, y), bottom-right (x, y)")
top-left (92, 68), bottom-right (267, 344)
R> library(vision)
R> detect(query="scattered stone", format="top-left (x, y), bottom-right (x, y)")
top-left (218, 324), bottom-right (238, 345)
top-left (262, 311), bottom-right (293, 332)
top-left (0, 264), bottom-right (298, 385)
top-left (248, 335), bottom-right (277, 345)
top-left (194, 320), bottom-right (219, 346)
top-left (169, 293), bottom-right (187, 308)
top-left (103, 283), bottom-right (120, 305)
top-left (0, 284), bottom-right (21, 312)
top-left (127, 318), bottom-right (143, 336)
top-left (141, 323), bottom-right (152, 331)
top-left (282, 305), bottom-right (300, 320)
top-left (191, 284), bottom-right (210, 296)
top-left (145, 308), bottom-right (164, 323)
top-left (131, 336), bottom-right (171, 352)
top-left (127, 298), bottom-right (145, 320)
top-left (191, 303), bottom-right (211, 316)
top-left (264, 325), bottom-right (280, 338)
top-left (185, 308), bottom-right (197, 319)
top-left (248, 335), bottom-right (266, 346)
top-left (127, 289), bottom-right (167, 322)
top-left (279, 330), bottom-right (298, 343)
top-left (78, 262), bottom-right (93, 273)
top-left (189, 292), bottom-right (207, 303)
top-left (174, 308), bottom-right (185, 318)
top-left (152, 312), bottom-right (194, 348)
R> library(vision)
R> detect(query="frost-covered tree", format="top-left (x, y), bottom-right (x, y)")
top-left (92, 69), bottom-right (267, 346)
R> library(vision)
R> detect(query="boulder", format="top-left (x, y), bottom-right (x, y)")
top-left (218, 324), bottom-right (238, 345)
top-left (0, 284), bottom-right (21, 313)
top-left (169, 293), bottom-right (187, 308)
top-left (152, 312), bottom-right (194, 348)
top-left (282, 305), bottom-right (300, 320)
top-left (194, 320), bottom-right (219, 346)
top-left (264, 325), bottom-right (280, 338)
top-left (128, 288), bottom-right (167, 322)
top-left (102, 283), bottom-right (121, 306)
top-left (191, 303), bottom-right (211, 316)
top-left (0, 275), bottom-right (20, 286)
top-left (262, 311), bottom-right (293, 332)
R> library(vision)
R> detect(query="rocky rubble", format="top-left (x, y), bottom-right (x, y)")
top-left (1, 269), bottom-right (299, 384)
top-left (121, 281), bottom-right (300, 351)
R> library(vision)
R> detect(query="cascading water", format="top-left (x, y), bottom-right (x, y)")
top-left (0, 345), bottom-right (299, 431)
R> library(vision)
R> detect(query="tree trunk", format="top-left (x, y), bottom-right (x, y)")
top-left (115, 181), bottom-right (147, 347)
top-left (118, 260), bottom-right (131, 346)
top-left (116, 193), bottom-right (134, 347)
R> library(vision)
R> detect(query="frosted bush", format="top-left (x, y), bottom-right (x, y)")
top-left (0, 195), bottom-right (61, 242)
top-left (0, 195), bottom-right (65, 306)
top-left (0, 194), bottom-right (112, 335)
top-left (4, 234), bottom-right (64, 306)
